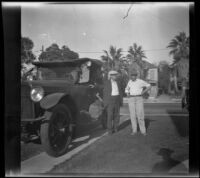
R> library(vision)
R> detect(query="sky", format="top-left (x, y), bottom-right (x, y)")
top-left (21, 2), bottom-right (191, 65)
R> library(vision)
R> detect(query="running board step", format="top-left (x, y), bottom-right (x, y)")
top-left (21, 116), bottom-right (45, 122)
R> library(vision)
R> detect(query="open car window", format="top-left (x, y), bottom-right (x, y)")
top-left (78, 64), bottom-right (90, 83)
top-left (37, 67), bottom-right (77, 82)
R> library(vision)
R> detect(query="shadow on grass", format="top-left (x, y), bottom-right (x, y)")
top-left (167, 110), bottom-right (189, 137)
top-left (67, 111), bottom-right (105, 152)
top-left (118, 119), bottom-right (131, 131)
top-left (152, 148), bottom-right (188, 174)
top-left (145, 118), bottom-right (156, 131)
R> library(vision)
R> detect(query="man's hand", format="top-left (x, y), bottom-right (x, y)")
top-left (89, 84), bottom-right (96, 88)
top-left (142, 86), bottom-right (151, 95)
top-left (96, 92), bottom-right (103, 102)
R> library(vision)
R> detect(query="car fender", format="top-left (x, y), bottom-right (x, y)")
top-left (40, 93), bottom-right (67, 110)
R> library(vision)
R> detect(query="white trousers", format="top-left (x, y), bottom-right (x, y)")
top-left (128, 96), bottom-right (146, 134)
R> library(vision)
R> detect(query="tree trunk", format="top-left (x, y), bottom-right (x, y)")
top-left (168, 82), bottom-right (171, 94)
top-left (174, 75), bottom-right (179, 93)
top-left (176, 58), bottom-right (189, 80)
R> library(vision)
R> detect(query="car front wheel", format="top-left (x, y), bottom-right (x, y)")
top-left (40, 104), bottom-right (73, 157)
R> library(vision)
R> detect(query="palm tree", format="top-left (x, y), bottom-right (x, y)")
top-left (167, 32), bottom-right (189, 63)
top-left (167, 32), bottom-right (189, 94)
top-left (127, 43), bottom-right (147, 79)
top-left (101, 45), bottom-right (123, 71)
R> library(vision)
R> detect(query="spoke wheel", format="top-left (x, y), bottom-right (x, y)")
top-left (40, 104), bottom-right (73, 157)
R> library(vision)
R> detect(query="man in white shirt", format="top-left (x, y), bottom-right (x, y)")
top-left (125, 70), bottom-right (151, 136)
top-left (103, 70), bottom-right (123, 135)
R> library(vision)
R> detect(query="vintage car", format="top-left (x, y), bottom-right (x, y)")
top-left (21, 58), bottom-right (107, 157)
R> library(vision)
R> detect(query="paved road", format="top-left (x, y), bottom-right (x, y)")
top-left (21, 103), bottom-right (189, 175)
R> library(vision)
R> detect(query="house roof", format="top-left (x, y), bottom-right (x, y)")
top-left (142, 60), bottom-right (157, 69)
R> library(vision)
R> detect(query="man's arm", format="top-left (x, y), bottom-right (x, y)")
top-left (141, 86), bottom-right (151, 95)
top-left (102, 80), bottom-right (110, 107)
top-left (125, 81), bottom-right (130, 97)
top-left (141, 81), bottom-right (151, 95)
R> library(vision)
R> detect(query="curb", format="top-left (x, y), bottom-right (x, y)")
top-left (123, 98), bottom-right (181, 104)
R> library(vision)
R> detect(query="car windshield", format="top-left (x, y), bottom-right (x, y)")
top-left (37, 65), bottom-right (90, 84)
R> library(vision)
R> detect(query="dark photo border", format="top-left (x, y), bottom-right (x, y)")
top-left (3, 5), bottom-right (21, 176)
top-left (2, 1), bottom-right (199, 177)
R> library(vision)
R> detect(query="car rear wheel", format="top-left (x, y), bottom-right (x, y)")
top-left (40, 104), bottom-right (73, 157)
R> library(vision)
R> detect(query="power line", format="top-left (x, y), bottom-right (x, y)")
top-left (33, 48), bottom-right (169, 54)
top-left (144, 48), bottom-right (169, 52)
top-left (74, 48), bottom-right (169, 53)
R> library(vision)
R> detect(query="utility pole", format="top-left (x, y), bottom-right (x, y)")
top-left (39, 45), bottom-right (44, 61)
top-left (24, 49), bottom-right (29, 63)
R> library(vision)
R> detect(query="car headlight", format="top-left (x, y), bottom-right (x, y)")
top-left (30, 87), bottom-right (44, 102)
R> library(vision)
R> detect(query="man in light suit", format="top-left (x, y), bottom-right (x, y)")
top-left (125, 70), bottom-right (151, 136)
top-left (103, 70), bottom-right (123, 135)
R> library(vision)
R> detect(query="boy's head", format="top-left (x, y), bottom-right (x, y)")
top-left (130, 70), bottom-right (137, 81)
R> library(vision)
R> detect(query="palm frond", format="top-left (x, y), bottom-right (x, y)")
top-left (101, 55), bottom-right (108, 62)
top-left (138, 46), bottom-right (142, 51)
top-left (115, 48), bottom-right (123, 60)
top-left (167, 39), bottom-right (179, 48)
top-left (109, 45), bottom-right (116, 59)
top-left (141, 54), bottom-right (147, 58)
top-left (169, 49), bottom-right (178, 56)
top-left (127, 54), bottom-right (133, 59)
top-left (128, 46), bottom-right (134, 55)
top-left (103, 50), bottom-right (109, 57)
top-left (133, 43), bottom-right (137, 50)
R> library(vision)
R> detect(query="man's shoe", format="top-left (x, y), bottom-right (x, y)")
top-left (131, 132), bottom-right (137, 136)
top-left (108, 131), bottom-right (113, 135)
top-left (142, 133), bottom-right (147, 136)
top-left (114, 128), bottom-right (118, 133)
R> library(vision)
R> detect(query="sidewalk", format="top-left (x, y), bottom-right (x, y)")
top-left (123, 94), bottom-right (181, 104)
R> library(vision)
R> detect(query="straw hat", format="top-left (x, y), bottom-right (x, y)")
top-left (108, 70), bottom-right (118, 75)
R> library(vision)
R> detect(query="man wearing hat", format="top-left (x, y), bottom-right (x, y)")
top-left (125, 69), bottom-right (151, 136)
top-left (103, 70), bottom-right (123, 135)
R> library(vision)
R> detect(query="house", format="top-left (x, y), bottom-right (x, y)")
top-left (143, 60), bottom-right (158, 98)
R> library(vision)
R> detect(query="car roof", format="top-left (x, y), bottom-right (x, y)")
top-left (32, 58), bottom-right (103, 68)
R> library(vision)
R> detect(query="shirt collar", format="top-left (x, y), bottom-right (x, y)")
top-left (131, 79), bottom-right (138, 82)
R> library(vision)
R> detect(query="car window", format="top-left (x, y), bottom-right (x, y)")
top-left (69, 67), bottom-right (81, 84)
top-left (78, 64), bottom-right (90, 83)
top-left (37, 67), bottom-right (80, 82)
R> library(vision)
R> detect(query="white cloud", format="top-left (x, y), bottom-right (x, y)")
top-left (82, 32), bottom-right (87, 36)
